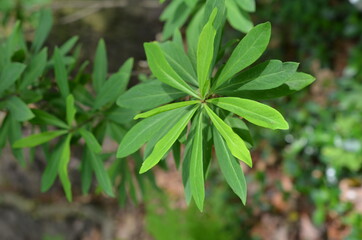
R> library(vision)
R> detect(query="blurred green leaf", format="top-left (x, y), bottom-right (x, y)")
top-left (58, 134), bottom-right (73, 201)
top-left (94, 58), bottom-right (133, 109)
top-left (79, 128), bottom-right (102, 154)
top-left (92, 39), bottom-right (108, 91)
top-left (31, 109), bottom-right (68, 129)
top-left (0, 62), bottom-right (26, 94)
top-left (66, 94), bottom-right (76, 126)
top-left (54, 48), bottom-right (69, 99)
top-left (6, 96), bottom-right (34, 122)
top-left (13, 130), bottom-right (67, 148)
top-left (32, 9), bottom-right (53, 53)
top-left (88, 149), bottom-right (114, 197)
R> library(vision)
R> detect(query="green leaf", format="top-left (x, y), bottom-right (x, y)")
top-left (54, 48), bottom-right (70, 99)
top-left (32, 9), bottom-right (53, 53)
top-left (225, 116), bottom-right (253, 148)
top-left (117, 80), bottom-right (187, 111)
top-left (144, 107), bottom-right (190, 157)
top-left (197, 8), bottom-right (217, 97)
top-left (216, 60), bottom-right (298, 93)
top-left (190, 111), bottom-right (205, 211)
top-left (79, 128), bottom-right (102, 154)
top-left (204, 104), bottom-right (252, 167)
top-left (81, 149), bottom-right (93, 195)
top-left (94, 58), bottom-right (134, 109)
top-left (0, 62), bottom-right (26, 94)
top-left (88, 149), bottom-right (114, 197)
top-left (13, 130), bottom-right (68, 148)
top-left (134, 100), bottom-right (199, 119)
top-left (58, 134), bottom-right (73, 201)
top-left (106, 108), bottom-right (137, 125)
top-left (235, 0), bottom-right (256, 12)
top-left (286, 72), bottom-right (316, 90)
top-left (117, 107), bottom-right (188, 158)
top-left (0, 116), bottom-right (9, 150)
top-left (6, 96), bottom-right (34, 122)
top-left (92, 39), bottom-right (108, 92)
top-left (213, 127), bottom-right (247, 204)
top-left (31, 109), bottom-right (68, 129)
top-left (226, 0), bottom-right (253, 33)
top-left (214, 22), bottom-right (271, 89)
top-left (229, 72), bottom-right (315, 100)
top-left (144, 42), bottom-right (199, 98)
top-left (19, 48), bottom-right (48, 89)
top-left (59, 36), bottom-right (79, 55)
top-left (140, 106), bottom-right (199, 173)
top-left (8, 116), bottom-right (25, 166)
top-left (41, 139), bottom-right (65, 192)
top-left (66, 95), bottom-right (76, 126)
top-left (207, 97), bottom-right (289, 130)
top-left (160, 39), bottom-right (198, 86)
top-left (161, 0), bottom-right (195, 40)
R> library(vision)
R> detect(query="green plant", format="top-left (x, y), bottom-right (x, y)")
top-left (159, 0), bottom-right (255, 39)
top-left (117, 1), bottom-right (314, 211)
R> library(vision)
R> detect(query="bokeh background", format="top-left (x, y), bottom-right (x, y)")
top-left (1, 0), bottom-right (362, 239)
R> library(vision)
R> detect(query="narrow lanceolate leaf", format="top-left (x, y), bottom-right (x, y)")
top-left (207, 97), bottom-right (289, 130)
top-left (58, 134), bottom-right (73, 201)
top-left (79, 128), bottom-right (102, 154)
top-left (204, 104), bottom-right (252, 167)
top-left (32, 9), bottom-right (53, 53)
top-left (213, 127), bottom-right (247, 204)
top-left (92, 39), bottom-right (108, 91)
top-left (144, 42), bottom-right (199, 99)
top-left (19, 48), bottom-right (48, 89)
top-left (140, 106), bottom-right (199, 173)
top-left (214, 22), bottom-right (271, 89)
top-left (117, 107), bottom-right (188, 158)
top-left (94, 58), bottom-right (133, 109)
top-left (134, 100), bottom-right (199, 119)
top-left (197, 8), bottom-right (217, 97)
top-left (0, 62), bottom-right (26, 94)
top-left (117, 80), bottom-right (187, 111)
top-left (81, 149), bottom-right (92, 194)
top-left (31, 109), bottom-right (68, 129)
top-left (6, 96), bottom-right (34, 122)
top-left (13, 130), bottom-right (68, 148)
top-left (88, 149), bottom-right (114, 197)
top-left (66, 95), bottom-right (76, 126)
top-left (41, 139), bottom-right (65, 192)
top-left (190, 112), bottom-right (205, 211)
top-left (54, 48), bottom-right (69, 98)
